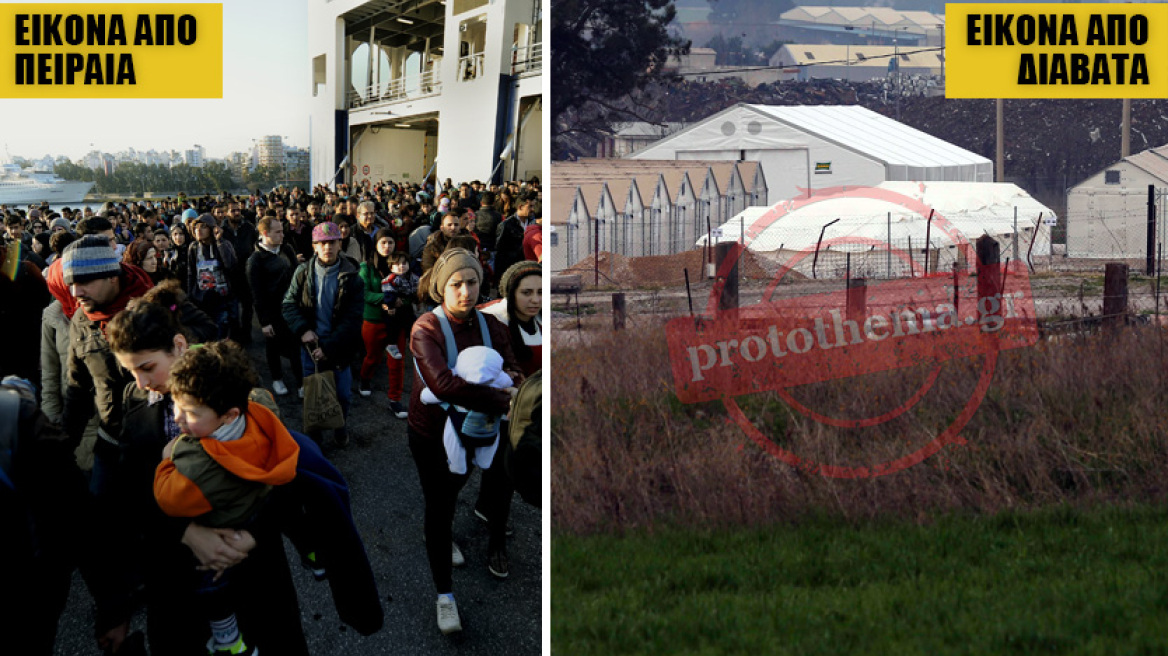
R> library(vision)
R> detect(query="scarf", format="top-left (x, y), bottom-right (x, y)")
top-left (82, 263), bottom-right (154, 333)
top-left (210, 412), bottom-right (247, 442)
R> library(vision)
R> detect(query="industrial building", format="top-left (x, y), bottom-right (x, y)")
top-left (628, 104), bottom-right (992, 203)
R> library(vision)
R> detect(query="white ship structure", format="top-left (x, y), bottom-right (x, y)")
top-left (0, 163), bottom-right (94, 205)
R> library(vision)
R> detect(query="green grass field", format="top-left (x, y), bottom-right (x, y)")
top-left (554, 505), bottom-right (1168, 655)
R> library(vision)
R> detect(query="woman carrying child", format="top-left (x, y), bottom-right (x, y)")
top-left (408, 248), bottom-right (523, 635)
top-left (357, 228), bottom-right (417, 418)
top-left (106, 282), bottom-right (311, 655)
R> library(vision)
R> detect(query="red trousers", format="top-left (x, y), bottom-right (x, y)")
top-left (360, 320), bottom-right (409, 401)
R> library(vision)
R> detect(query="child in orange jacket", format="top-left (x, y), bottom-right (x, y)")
top-left (154, 341), bottom-right (300, 656)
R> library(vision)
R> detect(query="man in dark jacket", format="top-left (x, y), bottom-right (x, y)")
top-left (281, 221), bottom-right (364, 446)
top-left (473, 191), bottom-right (502, 253)
top-left (421, 212), bottom-right (470, 274)
top-left (247, 215), bottom-right (303, 397)
top-left (220, 200), bottom-right (258, 344)
top-left (284, 204), bottom-right (313, 262)
top-left (61, 236), bottom-right (217, 474)
top-left (494, 193), bottom-right (534, 287)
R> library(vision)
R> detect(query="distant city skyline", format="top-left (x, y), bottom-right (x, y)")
top-left (6, 137), bottom-right (308, 168)
top-left (0, 0), bottom-right (309, 161)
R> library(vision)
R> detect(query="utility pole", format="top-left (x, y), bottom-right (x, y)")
top-left (1122, 99), bottom-right (1132, 158)
top-left (996, 99), bottom-right (1004, 182)
top-left (894, 30), bottom-right (900, 121)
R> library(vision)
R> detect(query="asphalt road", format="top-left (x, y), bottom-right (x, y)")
top-left (52, 336), bottom-right (544, 655)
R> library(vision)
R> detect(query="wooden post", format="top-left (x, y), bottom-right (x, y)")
top-left (846, 277), bottom-right (866, 322)
top-left (715, 242), bottom-right (739, 313)
top-left (1103, 263), bottom-right (1128, 327)
top-left (976, 235), bottom-right (1002, 305)
top-left (612, 292), bottom-right (626, 330)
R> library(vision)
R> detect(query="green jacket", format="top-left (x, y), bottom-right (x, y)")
top-left (358, 261), bottom-right (388, 323)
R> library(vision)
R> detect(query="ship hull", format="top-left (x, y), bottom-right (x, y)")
top-left (0, 180), bottom-right (95, 205)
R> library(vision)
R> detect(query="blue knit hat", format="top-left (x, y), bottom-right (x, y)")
top-left (182, 208), bottom-right (198, 221)
top-left (61, 235), bottom-right (121, 285)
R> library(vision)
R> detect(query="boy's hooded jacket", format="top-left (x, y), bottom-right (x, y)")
top-left (154, 402), bottom-right (300, 527)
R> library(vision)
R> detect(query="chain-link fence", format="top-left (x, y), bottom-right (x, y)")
top-left (552, 207), bottom-right (1053, 285)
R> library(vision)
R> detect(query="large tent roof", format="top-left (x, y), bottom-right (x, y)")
top-left (744, 105), bottom-right (990, 172)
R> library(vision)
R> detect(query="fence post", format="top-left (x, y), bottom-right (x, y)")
top-left (1012, 206), bottom-right (1019, 262)
top-left (716, 242), bottom-right (739, 313)
top-left (976, 235), bottom-right (1002, 306)
top-left (1103, 262), bottom-right (1129, 328)
top-left (886, 212), bottom-right (891, 279)
top-left (612, 293), bottom-right (626, 331)
top-left (847, 277), bottom-right (866, 322)
top-left (952, 262), bottom-right (961, 316)
top-left (593, 215), bottom-right (599, 287)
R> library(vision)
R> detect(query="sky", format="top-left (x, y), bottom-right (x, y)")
top-left (0, 0), bottom-right (309, 162)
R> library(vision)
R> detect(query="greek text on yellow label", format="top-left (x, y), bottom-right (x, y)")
top-left (946, 3), bottom-right (1168, 99)
top-left (0, 3), bottom-right (222, 98)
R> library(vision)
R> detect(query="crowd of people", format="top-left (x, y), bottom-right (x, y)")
top-left (0, 175), bottom-right (544, 654)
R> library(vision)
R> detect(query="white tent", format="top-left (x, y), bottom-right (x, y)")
top-left (628, 104), bottom-right (993, 203)
top-left (701, 181), bottom-right (1055, 279)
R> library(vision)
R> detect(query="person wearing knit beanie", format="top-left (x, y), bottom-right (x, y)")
top-left (61, 235), bottom-right (122, 285)
top-left (49, 216), bottom-right (72, 234)
top-left (498, 260), bottom-right (540, 300)
top-left (428, 247), bottom-right (482, 305)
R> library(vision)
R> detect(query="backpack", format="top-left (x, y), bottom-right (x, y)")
top-left (417, 308), bottom-right (502, 449)
top-left (505, 369), bottom-right (541, 508)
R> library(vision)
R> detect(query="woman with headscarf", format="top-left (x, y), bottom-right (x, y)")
top-left (169, 223), bottom-right (191, 280)
top-left (471, 260), bottom-right (541, 572)
top-left (124, 239), bottom-right (173, 285)
top-left (407, 248), bottom-right (523, 635)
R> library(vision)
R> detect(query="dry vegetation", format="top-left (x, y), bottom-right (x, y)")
top-left (553, 321), bottom-right (1168, 535)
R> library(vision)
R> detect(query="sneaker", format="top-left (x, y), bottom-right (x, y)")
top-left (272, 380), bottom-right (288, 396)
top-left (297, 387), bottom-right (304, 399)
top-left (473, 507), bottom-right (515, 537)
top-left (357, 380), bottom-right (372, 397)
top-left (206, 635), bottom-right (257, 655)
top-left (436, 595), bottom-right (462, 635)
top-left (488, 547), bottom-right (510, 579)
top-left (451, 542), bottom-right (466, 567)
top-left (335, 428), bottom-right (350, 447)
top-left (385, 344), bottom-right (402, 359)
top-left (389, 400), bottom-right (408, 419)
top-left (300, 551), bottom-right (326, 581)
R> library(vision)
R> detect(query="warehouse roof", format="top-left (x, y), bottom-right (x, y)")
top-left (743, 105), bottom-right (989, 171)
